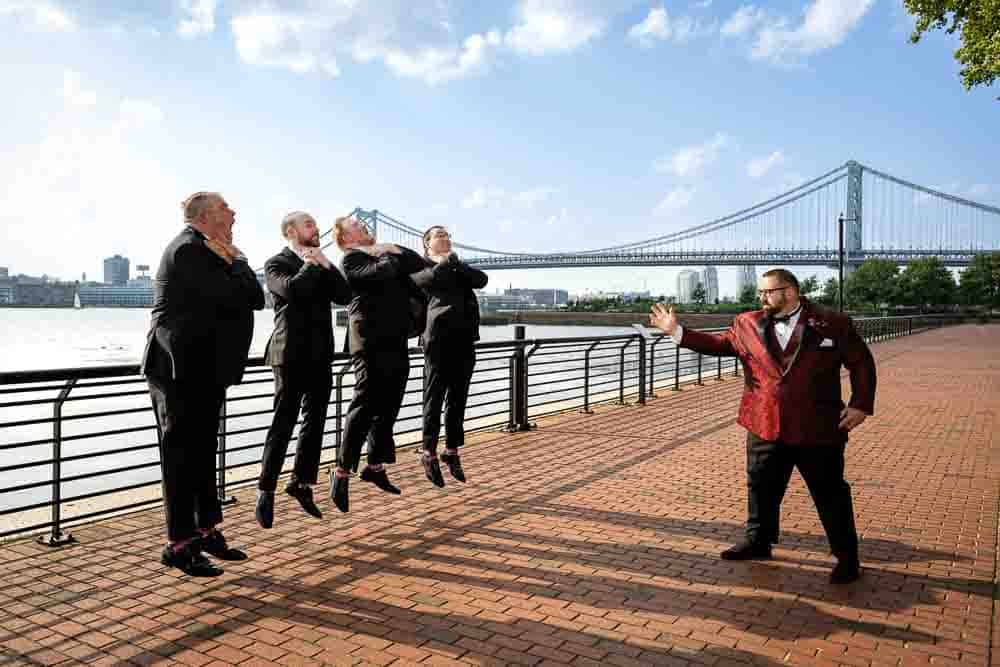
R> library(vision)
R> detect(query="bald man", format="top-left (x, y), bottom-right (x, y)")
top-left (255, 212), bottom-right (352, 529)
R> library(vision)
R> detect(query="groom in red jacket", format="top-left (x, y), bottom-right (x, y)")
top-left (650, 268), bottom-right (875, 584)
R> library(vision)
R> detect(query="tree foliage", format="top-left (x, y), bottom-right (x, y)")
top-left (896, 257), bottom-right (957, 309)
top-left (738, 283), bottom-right (757, 304)
top-left (846, 260), bottom-right (900, 310)
top-left (958, 252), bottom-right (1000, 307)
top-left (692, 283), bottom-right (707, 306)
top-left (903, 0), bottom-right (1000, 95)
top-left (817, 277), bottom-right (840, 307)
top-left (800, 274), bottom-right (820, 298)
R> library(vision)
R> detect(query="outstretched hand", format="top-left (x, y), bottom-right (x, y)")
top-left (839, 407), bottom-right (867, 432)
top-left (649, 303), bottom-right (679, 337)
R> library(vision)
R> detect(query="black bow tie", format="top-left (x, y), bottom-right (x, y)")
top-left (770, 306), bottom-right (801, 324)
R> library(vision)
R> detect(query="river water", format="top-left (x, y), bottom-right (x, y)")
top-left (0, 308), bottom-right (642, 372)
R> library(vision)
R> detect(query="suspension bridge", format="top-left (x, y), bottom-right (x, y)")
top-left (327, 161), bottom-right (1000, 270)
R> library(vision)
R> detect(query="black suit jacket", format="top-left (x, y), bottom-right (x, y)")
top-left (411, 254), bottom-right (488, 351)
top-left (341, 245), bottom-right (426, 355)
top-left (142, 226), bottom-right (265, 386)
top-left (263, 248), bottom-right (352, 366)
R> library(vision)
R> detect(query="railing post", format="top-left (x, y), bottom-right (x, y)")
top-left (523, 342), bottom-right (541, 428)
top-left (696, 354), bottom-right (703, 385)
top-left (618, 339), bottom-right (634, 405)
top-left (637, 336), bottom-right (646, 405)
top-left (508, 325), bottom-right (532, 431)
top-left (673, 344), bottom-right (681, 391)
top-left (216, 395), bottom-right (235, 505)
top-left (717, 355), bottom-right (722, 381)
top-left (649, 337), bottom-right (665, 398)
top-left (334, 361), bottom-right (352, 462)
top-left (39, 378), bottom-right (77, 547)
top-left (581, 340), bottom-right (601, 414)
top-left (908, 317), bottom-right (913, 336)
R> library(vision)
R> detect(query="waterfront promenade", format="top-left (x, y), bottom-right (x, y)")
top-left (0, 324), bottom-right (998, 667)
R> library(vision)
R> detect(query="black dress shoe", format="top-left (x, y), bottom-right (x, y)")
top-left (198, 530), bottom-right (248, 561)
top-left (285, 482), bottom-right (323, 518)
top-left (161, 545), bottom-right (223, 577)
top-left (360, 467), bottom-right (401, 494)
top-left (830, 557), bottom-right (861, 584)
top-left (331, 474), bottom-right (349, 513)
top-left (256, 491), bottom-right (274, 529)
top-left (720, 541), bottom-right (772, 561)
top-left (439, 452), bottom-right (466, 483)
top-left (421, 453), bottom-right (445, 488)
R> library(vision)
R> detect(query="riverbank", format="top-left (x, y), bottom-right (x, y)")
top-left (480, 310), bottom-right (738, 328)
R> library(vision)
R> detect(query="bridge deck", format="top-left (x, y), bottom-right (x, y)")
top-left (1, 324), bottom-right (999, 667)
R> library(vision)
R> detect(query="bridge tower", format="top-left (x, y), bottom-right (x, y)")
top-left (844, 161), bottom-right (864, 274)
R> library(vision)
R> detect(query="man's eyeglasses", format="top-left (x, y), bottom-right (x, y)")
top-left (757, 285), bottom-right (790, 298)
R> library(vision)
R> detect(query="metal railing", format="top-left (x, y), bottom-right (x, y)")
top-left (0, 314), bottom-right (966, 544)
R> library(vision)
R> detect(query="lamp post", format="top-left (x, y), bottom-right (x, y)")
top-left (838, 213), bottom-right (845, 312)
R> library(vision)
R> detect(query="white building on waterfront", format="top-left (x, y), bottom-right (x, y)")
top-left (676, 269), bottom-right (699, 304)
top-left (700, 266), bottom-right (719, 304)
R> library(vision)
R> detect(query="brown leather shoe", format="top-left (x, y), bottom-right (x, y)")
top-left (161, 544), bottom-right (223, 577)
top-left (421, 453), bottom-right (445, 488)
top-left (439, 452), bottom-right (466, 483)
top-left (360, 467), bottom-right (401, 494)
top-left (197, 530), bottom-right (247, 561)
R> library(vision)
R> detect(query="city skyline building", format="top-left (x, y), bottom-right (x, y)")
top-left (677, 269), bottom-right (699, 304)
top-left (700, 266), bottom-right (719, 304)
top-left (103, 255), bottom-right (130, 286)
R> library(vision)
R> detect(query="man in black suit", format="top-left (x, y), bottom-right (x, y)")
top-left (329, 215), bottom-right (426, 512)
top-left (255, 211), bottom-right (352, 529)
top-left (143, 191), bottom-right (265, 576)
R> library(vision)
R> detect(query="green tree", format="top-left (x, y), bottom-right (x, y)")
top-left (692, 283), bottom-right (707, 306)
top-left (845, 260), bottom-right (900, 311)
top-left (959, 251), bottom-right (1000, 307)
top-left (817, 277), bottom-right (840, 307)
top-left (896, 257), bottom-right (957, 310)
top-left (738, 283), bottom-right (757, 304)
top-left (800, 274), bottom-right (820, 298)
top-left (903, 0), bottom-right (1000, 95)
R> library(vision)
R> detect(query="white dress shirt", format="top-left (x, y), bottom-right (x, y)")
top-left (671, 302), bottom-right (802, 352)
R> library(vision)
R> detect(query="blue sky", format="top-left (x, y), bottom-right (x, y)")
top-left (1, 0), bottom-right (997, 298)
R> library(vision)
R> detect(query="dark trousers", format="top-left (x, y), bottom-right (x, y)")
top-left (339, 340), bottom-right (410, 472)
top-left (745, 432), bottom-right (859, 559)
top-left (258, 364), bottom-right (333, 491)
top-left (147, 375), bottom-right (226, 543)
top-left (422, 342), bottom-right (476, 453)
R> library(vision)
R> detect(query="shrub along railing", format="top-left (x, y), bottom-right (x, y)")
top-left (0, 314), bottom-right (965, 545)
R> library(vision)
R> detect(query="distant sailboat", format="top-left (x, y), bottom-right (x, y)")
top-left (74, 291), bottom-right (82, 309)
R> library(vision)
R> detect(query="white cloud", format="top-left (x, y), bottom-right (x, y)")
top-left (628, 5), bottom-right (713, 48)
top-left (654, 186), bottom-right (696, 216)
top-left (178, 0), bottom-right (216, 38)
top-left (462, 186), bottom-right (507, 209)
top-left (504, 0), bottom-right (608, 56)
top-left (62, 70), bottom-right (97, 108)
top-left (720, 4), bottom-right (767, 37)
top-left (0, 0), bottom-right (75, 31)
top-left (747, 150), bottom-right (785, 179)
top-left (628, 7), bottom-right (670, 48)
top-left (117, 99), bottom-right (165, 130)
top-left (513, 186), bottom-right (558, 205)
top-left (654, 132), bottom-right (729, 178)
top-left (230, 4), bottom-right (503, 84)
top-left (751, 0), bottom-right (875, 63)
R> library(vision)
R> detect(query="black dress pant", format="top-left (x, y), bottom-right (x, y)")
top-left (258, 364), bottom-right (333, 491)
top-left (147, 374), bottom-right (226, 543)
top-left (745, 432), bottom-right (859, 559)
top-left (339, 340), bottom-right (410, 472)
top-left (423, 341), bottom-right (476, 452)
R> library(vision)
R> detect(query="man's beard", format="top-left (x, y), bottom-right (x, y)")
top-left (306, 234), bottom-right (320, 247)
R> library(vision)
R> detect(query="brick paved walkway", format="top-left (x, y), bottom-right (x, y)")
top-left (1, 324), bottom-right (998, 667)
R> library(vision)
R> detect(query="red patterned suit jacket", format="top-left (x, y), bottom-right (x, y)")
top-left (679, 298), bottom-right (876, 445)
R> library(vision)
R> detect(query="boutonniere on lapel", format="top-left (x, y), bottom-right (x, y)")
top-left (806, 317), bottom-right (829, 330)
